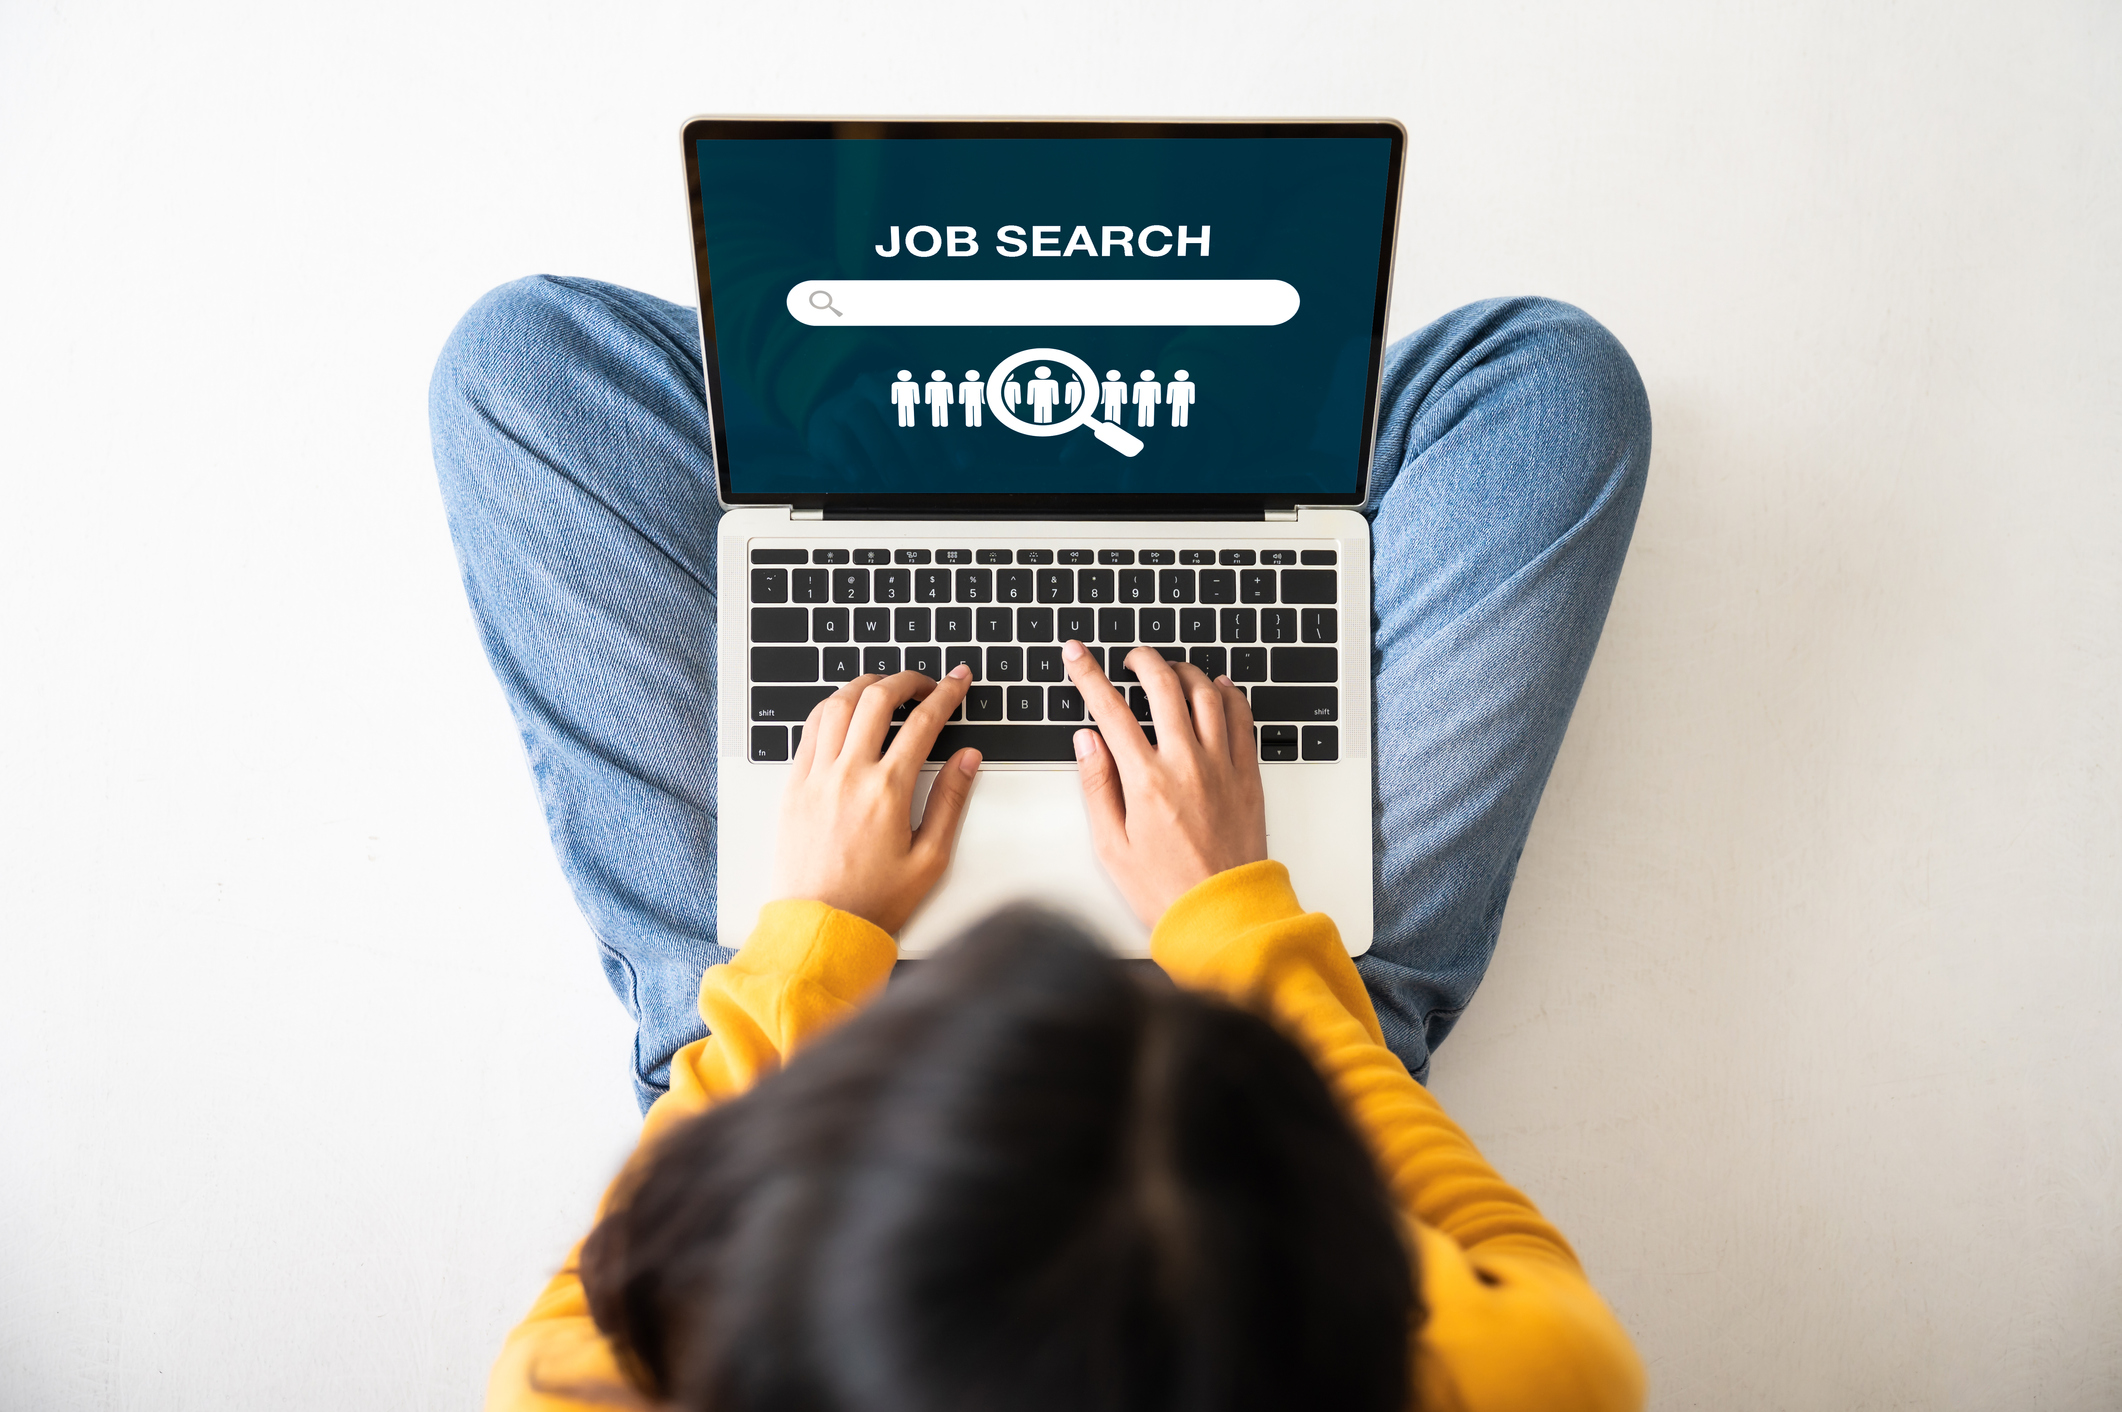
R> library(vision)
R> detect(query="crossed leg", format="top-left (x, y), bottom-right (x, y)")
top-left (430, 279), bottom-right (1647, 1109)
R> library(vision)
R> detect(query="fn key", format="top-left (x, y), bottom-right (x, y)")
top-left (750, 725), bottom-right (789, 761)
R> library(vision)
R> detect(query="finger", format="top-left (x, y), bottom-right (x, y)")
top-left (1128, 648), bottom-right (1198, 756)
top-left (886, 663), bottom-right (972, 777)
top-left (791, 693), bottom-right (829, 778)
top-left (1219, 676), bottom-right (1263, 789)
top-left (910, 746), bottom-right (982, 870)
top-left (1063, 640), bottom-right (1153, 772)
top-left (1174, 661), bottom-right (1227, 755)
top-left (844, 670), bottom-right (935, 762)
top-left (807, 673), bottom-right (880, 765)
top-left (1071, 725), bottom-right (1128, 852)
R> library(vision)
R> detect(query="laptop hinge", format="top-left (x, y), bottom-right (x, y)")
top-left (1263, 507), bottom-right (1300, 522)
top-left (789, 507), bottom-right (824, 521)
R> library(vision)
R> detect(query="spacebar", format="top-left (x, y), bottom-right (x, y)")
top-left (925, 724), bottom-right (1087, 762)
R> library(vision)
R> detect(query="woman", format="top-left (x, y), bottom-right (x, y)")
top-left (431, 283), bottom-right (1653, 1410)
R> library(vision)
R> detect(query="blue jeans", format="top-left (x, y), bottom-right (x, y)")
top-left (430, 278), bottom-right (1650, 1112)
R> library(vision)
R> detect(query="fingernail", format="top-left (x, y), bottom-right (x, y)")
top-left (1218, 674), bottom-right (1232, 685)
top-left (1073, 729), bottom-right (1094, 760)
top-left (958, 748), bottom-right (981, 775)
top-left (950, 663), bottom-right (971, 680)
top-left (1062, 640), bottom-right (1084, 662)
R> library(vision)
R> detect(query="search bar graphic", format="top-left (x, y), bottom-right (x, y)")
top-left (785, 279), bottom-right (1300, 328)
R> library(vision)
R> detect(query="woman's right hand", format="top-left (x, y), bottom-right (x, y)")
top-left (1061, 641), bottom-right (1269, 928)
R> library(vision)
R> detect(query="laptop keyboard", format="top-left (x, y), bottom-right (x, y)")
top-left (746, 543), bottom-right (1347, 764)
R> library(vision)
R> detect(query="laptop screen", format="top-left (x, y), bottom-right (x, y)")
top-left (684, 120), bottom-right (1404, 510)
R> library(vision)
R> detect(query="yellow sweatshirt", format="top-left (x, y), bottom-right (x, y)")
top-left (488, 862), bottom-right (1645, 1412)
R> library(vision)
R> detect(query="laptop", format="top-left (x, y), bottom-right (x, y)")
top-left (684, 117), bottom-right (1406, 956)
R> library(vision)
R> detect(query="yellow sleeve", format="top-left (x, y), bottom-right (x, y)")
top-left (1151, 861), bottom-right (1646, 1412)
top-left (484, 900), bottom-right (899, 1411)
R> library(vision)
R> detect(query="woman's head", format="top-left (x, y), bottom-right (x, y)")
top-left (579, 908), bottom-right (1417, 1412)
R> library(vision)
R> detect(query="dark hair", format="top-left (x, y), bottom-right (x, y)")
top-left (578, 907), bottom-right (1418, 1412)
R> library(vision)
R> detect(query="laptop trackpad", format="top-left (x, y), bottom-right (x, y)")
top-left (900, 767), bottom-right (1150, 957)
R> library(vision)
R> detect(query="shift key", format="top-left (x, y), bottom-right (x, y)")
top-left (1270, 647), bottom-right (1337, 682)
top-left (1248, 686), bottom-right (1338, 721)
top-left (752, 685), bottom-right (835, 722)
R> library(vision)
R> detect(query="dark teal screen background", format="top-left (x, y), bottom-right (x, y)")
top-left (695, 135), bottom-right (1395, 500)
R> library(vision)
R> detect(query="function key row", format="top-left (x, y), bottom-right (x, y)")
top-left (752, 547), bottom-right (1337, 567)
top-left (752, 565), bottom-right (1337, 606)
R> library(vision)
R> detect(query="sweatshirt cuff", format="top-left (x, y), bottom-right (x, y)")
top-left (720, 899), bottom-right (899, 1011)
top-left (1150, 859), bottom-right (1309, 978)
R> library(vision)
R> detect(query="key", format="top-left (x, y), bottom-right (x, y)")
top-left (853, 608), bottom-right (891, 642)
top-left (1260, 609), bottom-right (1297, 643)
top-left (895, 548), bottom-right (932, 564)
top-left (997, 568), bottom-right (1034, 603)
top-left (1109, 647), bottom-right (1139, 682)
top-left (1259, 723), bottom-right (1299, 761)
top-left (1302, 725), bottom-right (1339, 760)
top-left (1047, 685), bottom-right (1085, 721)
top-left (751, 568), bottom-right (788, 602)
top-left (1220, 549), bottom-right (1257, 566)
top-left (1229, 647), bottom-right (1268, 682)
top-left (854, 548), bottom-right (890, 565)
top-left (1007, 685), bottom-right (1044, 720)
top-left (976, 549), bottom-right (1011, 564)
top-left (833, 567), bottom-right (870, 603)
top-left (1180, 549), bottom-right (1216, 566)
top-left (751, 725), bottom-right (789, 761)
top-left (822, 645), bottom-right (860, 681)
top-left (751, 548), bottom-right (806, 565)
top-left (1097, 549), bottom-right (1135, 565)
top-left (1139, 550), bottom-right (1176, 565)
top-left (1248, 686), bottom-right (1337, 721)
top-left (986, 645), bottom-right (1024, 681)
top-left (1300, 550), bottom-right (1338, 565)
top-left (752, 685), bottom-right (834, 722)
top-left (1057, 606), bottom-right (1096, 641)
top-left (1239, 569), bottom-right (1277, 603)
top-left (1059, 549), bottom-right (1095, 565)
top-left (1220, 607), bottom-right (1257, 642)
top-left (955, 567), bottom-right (993, 602)
top-left (1016, 548), bottom-right (1053, 564)
top-left (915, 568), bottom-right (951, 602)
top-left (895, 607), bottom-right (932, 641)
top-left (1078, 568), bottom-right (1115, 603)
top-left (1280, 569), bottom-right (1336, 604)
top-left (936, 548), bottom-right (972, 565)
top-left (1270, 647), bottom-right (1337, 682)
top-left (945, 646), bottom-right (982, 679)
top-left (1139, 608), bottom-right (1176, 643)
top-left (964, 685), bottom-right (1005, 720)
top-left (874, 568), bottom-right (911, 603)
top-left (976, 607), bottom-right (1012, 642)
top-left (1036, 568), bottom-right (1074, 603)
top-left (1118, 569), bottom-right (1155, 604)
top-left (1198, 569), bottom-right (1235, 604)
top-left (919, 724), bottom-right (1087, 760)
top-left (751, 607), bottom-right (808, 643)
top-left (1302, 608), bottom-right (1338, 643)
top-left (1159, 568), bottom-right (1196, 603)
top-left (1017, 607), bottom-right (1053, 642)
top-left (1027, 645), bottom-right (1065, 681)
top-left (750, 646), bottom-right (819, 681)
top-left (904, 645), bottom-right (942, 678)
top-left (1179, 607), bottom-right (1216, 643)
top-left (1128, 686), bottom-right (1152, 721)
top-left (863, 646), bottom-right (900, 675)
top-left (793, 568), bottom-right (831, 603)
top-left (1259, 549), bottom-right (1295, 565)
top-left (1098, 607), bottom-right (1134, 642)
top-left (812, 549), bottom-right (851, 564)
top-left (1189, 646), bottom-right (1227, 679)
top-left (935, 606), bottom-right (972, 641)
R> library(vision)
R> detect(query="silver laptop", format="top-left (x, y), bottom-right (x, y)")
top-left (685, 117), bottom-right (1406, 956)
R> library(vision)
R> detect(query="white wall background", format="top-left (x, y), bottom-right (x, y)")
top-left (2, 1), bottom-right (2115, 1407)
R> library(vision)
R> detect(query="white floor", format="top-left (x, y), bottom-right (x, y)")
top-left (2, 3), bottom-right (2115, 1407)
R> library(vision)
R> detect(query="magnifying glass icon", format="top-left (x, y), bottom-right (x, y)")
top-left (986, 347), bottom-right (1144, 457)
top-left (808, 289), bottom-right (843, 318)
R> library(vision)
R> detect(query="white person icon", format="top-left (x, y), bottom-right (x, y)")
top-left (925, 369), bottom-right (954, 427)
top-left (890, 369), bottom-right (920, 427)
top-left (959, 369), bottom-right (984, 426)
top-left (1027, 365), bottom-right (1063, 424)
top-left (1101, 369), bottom-right (1127, 422)
top-left (1131, 369), bottom-right (1161, 428)
top-left (1166, 369), bottom-right (1196, 427)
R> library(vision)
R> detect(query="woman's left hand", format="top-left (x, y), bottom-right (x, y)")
top-left (769, 665), bottom-right (982, 933)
